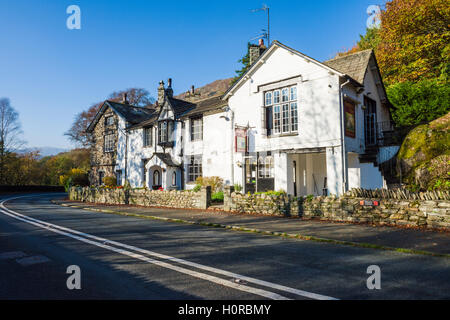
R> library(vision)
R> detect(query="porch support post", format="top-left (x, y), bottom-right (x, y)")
top-left (326, 146), bottom-right (344, 196)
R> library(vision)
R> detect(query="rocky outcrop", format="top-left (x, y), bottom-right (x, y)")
top-left (397, 112), bottom-right (450, 190)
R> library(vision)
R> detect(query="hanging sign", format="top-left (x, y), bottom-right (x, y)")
top-left (235, 127), bottom-right (247, 153)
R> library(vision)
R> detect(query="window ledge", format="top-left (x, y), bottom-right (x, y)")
top-left (267, 132), bottom-right (299, 138)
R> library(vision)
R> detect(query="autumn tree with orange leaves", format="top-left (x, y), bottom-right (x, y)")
top-left (340, 0), bottom-right (449, 126)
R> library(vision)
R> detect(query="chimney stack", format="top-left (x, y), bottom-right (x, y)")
top-left (166, 78), bottom-right (173, 98)
top-left (158, 80), bottom-right (165, 105)
top-left (122, 92), bottom-right (128, 104)
top-left (249, 39), bottom-right (267, 66)
top-left (191, 85), bottom-right (195, 95)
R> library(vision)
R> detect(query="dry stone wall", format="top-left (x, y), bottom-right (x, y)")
top-left (69, 186), bottom-right (211, 210)
top-left (223, 187), bottom-right (450, 230)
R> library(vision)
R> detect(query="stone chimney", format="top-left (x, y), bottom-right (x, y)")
top-left (122, 92), bottom-right (128, 104)
top-left (191, 85), bottom-right (195, 95)
top-left (166, 78), bottom-right (173, 98)
top-left (158, 80), bottom-right (165, 105)
top-left (249, 39), bottom-right (267, 66)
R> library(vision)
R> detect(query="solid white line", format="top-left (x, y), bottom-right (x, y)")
top-left (0, 195), bottom-right (339, 300)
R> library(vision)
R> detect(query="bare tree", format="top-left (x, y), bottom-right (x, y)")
top-left (65, 88), bottom-right (154, 147)
top-left (108, 88), bottom-right (155, 107)
top-left (0, 98), bottom-right (25, 184)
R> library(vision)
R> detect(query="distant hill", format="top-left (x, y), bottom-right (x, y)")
top-left (176, 78), bottom-right (233, 102)
top-left (18, 147), bottom-right (69, 158)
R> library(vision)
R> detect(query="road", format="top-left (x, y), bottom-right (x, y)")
top-left (0, 193), bottom-right (448, 300)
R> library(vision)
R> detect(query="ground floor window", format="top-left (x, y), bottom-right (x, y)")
top-left (153, 170), bottom-right (160, 186)
top-left (116, 170), bottom-right (122, 186)
top-left (188, 156), bottom-right (202, 182)
top-left (99, 171), bottom-right (104, 185)
top-left (258, 156), bottom-right (274, 178)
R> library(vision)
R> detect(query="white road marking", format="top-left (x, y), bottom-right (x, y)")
top-left (0, 195), bottom-right (338, 300)
top-left (16, 255), bottom-right (50, 267)
top-left (0, 251), bottom-right (27, 260)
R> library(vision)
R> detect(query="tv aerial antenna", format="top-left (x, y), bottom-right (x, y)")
top-left (250, 4), bottom-right (270, 44)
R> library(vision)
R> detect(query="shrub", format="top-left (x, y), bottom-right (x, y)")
top-left (233, 184), bottom-right (242, 193)
top-left (195, 176), bottom-right (223, 193)
top-left (59, 168), bottom-right (89, 191)
top-left (192, 184), bottom-right (202, 192)
top-left (103, 176), bottom-right (117, 187)
top-left (211, 191), bottom-right (224, 203)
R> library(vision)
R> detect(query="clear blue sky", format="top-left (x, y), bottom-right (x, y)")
top-left (0, 0), bottom-right (381, 149)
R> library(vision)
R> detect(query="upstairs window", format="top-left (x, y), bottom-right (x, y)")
top-left (264, 85), bottom-right (298, 135)
top-left (105, 116), bottom-right (114, 126)
top-left (158, 120), bottom-right (174, 145)
top-left (104, 134), bottom-right (115, 152)
top-left (190, 117), bottom-right (203, 141)
top-left (143, 127), bottom-right (152, 147)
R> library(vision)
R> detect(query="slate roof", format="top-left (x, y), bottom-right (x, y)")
top-left (86, 100), bottom-right (156, 132)
top-left (152, 153), bottom-right (180, 167)
top-left (179, 95), bottom-right (227, 118)
top-left (167, 97), bottom-right (196, 117)
top-left (106, 101), bottom-right (155, 124)
top-left (323, 49), bottom-right (373, 85)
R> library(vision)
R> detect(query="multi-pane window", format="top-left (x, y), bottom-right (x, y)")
top-left (188, 156), bottom-right (202, 182)
top-left (258, 156), bottom-right (274, 178)
top-left (158, 120), bottom-right (174, 144)
top-left (190, 117), bottom-right (203, 141)
top-left (264, 85), bottom-right (298, 135)
top-left (104, 134), bottom-right (115, 152)
top-left (105, 116), bottom-right (114, 126)
top-left (143, 127), bottom-right (152, 147)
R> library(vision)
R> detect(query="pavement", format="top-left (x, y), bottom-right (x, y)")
top-left (1, 193), bottom-right (449, 300)
top-left (53, 198), bottom-right (450, 257)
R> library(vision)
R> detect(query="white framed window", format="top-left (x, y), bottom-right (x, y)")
top-left (188, 156), bottom-right (202, 182)
top-left (258, 156), bottom-right (265, 178)
top-left (273, 90), bottom-right (280, 104)
top-left (265, 92), bottom-right (272, 106)
top-left (104, 134), bottom-right (115, 152)
top-left (143, 127), bottom-right (152, 147)
top-left (290, 102), bottom-right (298, 132)
top-left (265, 156), bottom-right (274, 178)
top-left (281, 88), bottom-right (289, 102)
top-left (264, 85), bottom-right (298, 135)
top-left (258, 156), bottom-right (274, 178)
top-left (290, 87), bottom-right (297, 101)
top-left (273, 105), bottom-right (281, 134)
top-left (282, 104), bottom-right (290, 133)
top-left (190, 117), bottom-right (203, 141)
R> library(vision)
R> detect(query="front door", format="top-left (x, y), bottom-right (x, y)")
top-left (152, 169), bottom-right (161, 190)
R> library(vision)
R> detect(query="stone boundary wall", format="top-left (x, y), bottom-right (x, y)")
top-left (348, 188), bottom-right (450, 201)
top-left (223, 187), bottom-right (450, 230)
top-left (69, 186), bottom-right (211, 210)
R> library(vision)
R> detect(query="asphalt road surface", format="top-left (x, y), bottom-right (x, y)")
top-left (0, 193), bottom-right (448, 300)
